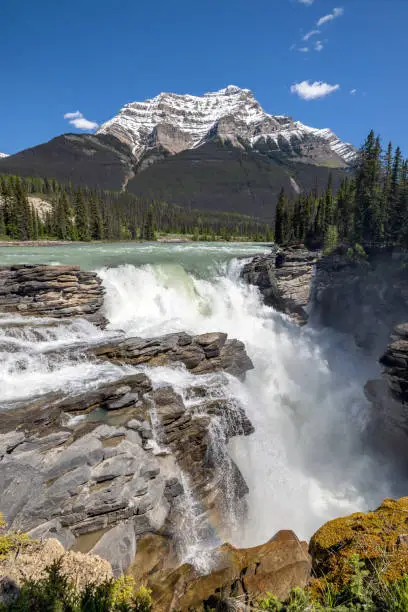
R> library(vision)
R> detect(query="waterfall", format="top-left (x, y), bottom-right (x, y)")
top-left (0, 243), bottom-right (396, 550)
top-left (99, 258), bottom-right (393, 543)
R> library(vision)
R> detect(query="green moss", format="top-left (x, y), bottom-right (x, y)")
top-left (309, 497), bottom-right (408, 590)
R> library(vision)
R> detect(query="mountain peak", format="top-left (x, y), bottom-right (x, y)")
top-left (97, 86), bottom-right (356, 167)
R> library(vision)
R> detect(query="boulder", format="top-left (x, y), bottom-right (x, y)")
top-left (309, 497), bottom-right (408, 592)
top-left (147, 530), bottom-right (311, 611)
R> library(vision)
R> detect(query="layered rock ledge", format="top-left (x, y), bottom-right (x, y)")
top-left (91, 331), bottom-right (253, 380)
top-left (0, 264), bottom-right (105, 323)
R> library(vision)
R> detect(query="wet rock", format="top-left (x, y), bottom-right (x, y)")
top-left (0, 373), bottom-right (152, 431)
top-left (92, 331), bottom-right (254, 380)
top-left (147, 530), bottom-right (311, 611)
top-left (242, 247), bottom-right (318, 325)
top-left (313, 249), bottom-right (408, 354)
top-left (380, 323), bottom-right (408, 405)
top-left (128, 533), bottom-right (177, 585)
top-left (0, 265), bottom-right (105, 323)
top-left (149, 385), bottom-right (252, 536)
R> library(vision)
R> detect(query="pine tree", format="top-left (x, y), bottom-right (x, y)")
top-left (74, 189), bottom-right (90, 241)
top-left (89, 195), bottom-right (103, 240)
top-left (324, 174), bottom-right (335, 231)
top-left (141, 208), bottom-right (155, 241)
top-left (274, 188), bottom-right (289, 245)
top-left (354, 131), bottom-right (382, 244)
top-left (389, 146), bottom-right (403, 242)
top-left (0, 202), bottom-right (5, 237)
top-left (382, 141), bottom-right (393, 243)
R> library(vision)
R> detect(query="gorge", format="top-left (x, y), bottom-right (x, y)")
top-left (1, 242), bottom-right (407, 608)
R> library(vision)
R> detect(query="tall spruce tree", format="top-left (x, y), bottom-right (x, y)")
top-left (89, 194), bottom-right (103, 240)
top-left (74, 189), bottom-right (90, 241)
top-left (274, 188), bottom-right (289, 245)
top-left (390, 146), bottom-right (403, 242)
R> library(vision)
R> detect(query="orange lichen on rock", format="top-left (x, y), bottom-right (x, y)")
top-left (309, 497), bottom-right (408, 591)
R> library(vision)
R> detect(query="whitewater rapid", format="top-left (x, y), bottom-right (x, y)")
top-left (0, 246), bottom-right (393, 546)
top-left (99, 258), bottom-right (391, 543)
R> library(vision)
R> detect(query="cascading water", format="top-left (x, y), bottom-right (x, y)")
top-left (0, 242), bottom-right (397, 554)
top-left (99, 255), bottom-right (393, 544)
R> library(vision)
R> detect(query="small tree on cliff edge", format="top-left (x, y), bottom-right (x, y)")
top-left (274, 188), bottom-right (289, 245)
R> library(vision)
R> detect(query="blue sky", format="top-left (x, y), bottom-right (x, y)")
top-left (1, 0), bottom-right (406, 155)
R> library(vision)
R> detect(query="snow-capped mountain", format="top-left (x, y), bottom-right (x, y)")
top-left (0, 153), bottom-right (8, 158)
top-left (97, 85), bottom-right (356, 167)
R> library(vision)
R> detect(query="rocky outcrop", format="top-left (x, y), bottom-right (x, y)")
top-left (0, 323), bottom-right (254, 574)
top-left (92, 331), bottom-right (253, 380)
top-left (380, 323), bottom-right (408, 405)
top-left (309, 497), bottom-right (408, 592)
top-left (313, 249), bottom-right (408, 355)
top-left (242, 247), bottom-right (318, 324)
top-left (0, 538), bottom-right (112, 605)
top-left (146, 530), bottom-right (311, 611)
top-left (0, 264), bottom-right (105, 324)
top-left (362, 323), bottom-right (408, 458)
top-left (0, 263), bottom-right (258, 584)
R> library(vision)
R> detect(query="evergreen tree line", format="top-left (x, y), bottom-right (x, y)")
top-left (274, 130), bottom-right (408, 252)
top-left (0, 175), bottom-right (273, 242)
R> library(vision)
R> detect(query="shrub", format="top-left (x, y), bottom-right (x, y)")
top-left (345, 243), bottom-right (368, 262)
top-left (0, 561), bottom-right (152, 612)
top-left (0, 513), bottom-right (31, 560)
top-left (257, 554), bottom-right (408, 611)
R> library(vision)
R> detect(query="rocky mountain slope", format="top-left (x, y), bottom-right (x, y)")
top-left (97, 85), bottom-right (356, 167)
top-left (0, 86), bottom-right (356, 219)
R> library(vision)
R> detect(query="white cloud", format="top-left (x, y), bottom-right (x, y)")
top-left (303, 29), bottom-right (320, 41)
top-left (299, 47), bottom-right (309, 52)
top-left (297, 0), bottom-right (314, 4)
top-left (291, 80), bottom-right (340, 100)
top-left (350, 89), bottom-right (357, 95)
top-left (63, 111), bottom-right (82, 120)
top-left (63, 110), bottom-right (98, 131)
top-left (314, 40), bottom-right (324, 51)
top-left (317, 7), bottom-right (344, 27)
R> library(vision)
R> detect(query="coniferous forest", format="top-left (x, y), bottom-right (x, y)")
top-left (0, 175), bottom-right (272, 242)
top-left (274, 130), bottom-right (408, 251)
top-left (1, 130), bottom-right (407, 246)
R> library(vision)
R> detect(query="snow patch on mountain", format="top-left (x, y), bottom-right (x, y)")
top-left (0, 153), bottom-right (9, 158)
top-left (97, 86), bottom-right (356, 167)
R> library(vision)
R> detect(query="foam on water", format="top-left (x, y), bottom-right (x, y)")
top-left (0, 244), bottom-right (394, 550)
top-left (99, 258), bottom-right (392, 543)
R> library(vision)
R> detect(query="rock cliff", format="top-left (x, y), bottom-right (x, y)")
top-left (241, 246), bottom-right (318, 324)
